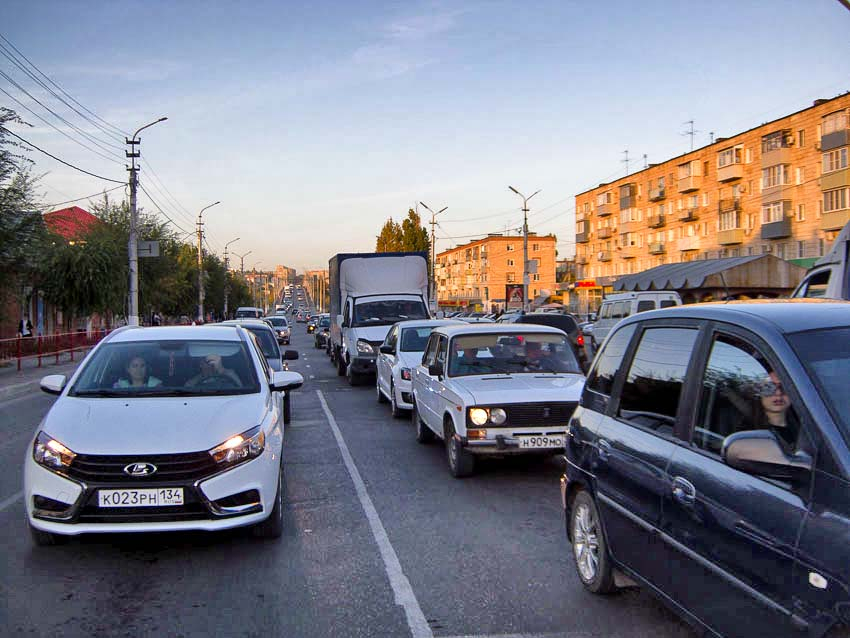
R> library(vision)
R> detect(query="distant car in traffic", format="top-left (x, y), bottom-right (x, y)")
top-left (25, 324), bottom-right (303, 545)
top-left (235, 306), bottom-right (264, 320)
top-left (314, 314), bottom-right (331, 350)
top-left (264, 315), bottom-right (291, 345)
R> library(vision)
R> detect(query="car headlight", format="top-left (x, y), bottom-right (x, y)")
top-left (468, 407), bottom-right (508, 426)
top-left (356, 339), bottom-right (374, 354)
top-left (490, 408), bottom-right (507, 425)
top-left (400, 367), bottom-right (412, 381)
top-left (469, 408), bottom-right (489, 426)
top-left (33, 431), bottom-right (76, 471)
top-left (208, 425), bottom-right (265, 469)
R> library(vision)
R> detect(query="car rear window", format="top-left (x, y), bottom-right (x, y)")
top-left (241, 327), bottom-right (279, 358)
top-left (517, 314), bottom-right (578, 334)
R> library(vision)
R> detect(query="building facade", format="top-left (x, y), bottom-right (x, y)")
top-left (435, 233), bottom-right (557, 312)
top-left (575, 93), bottom-right (850, 284)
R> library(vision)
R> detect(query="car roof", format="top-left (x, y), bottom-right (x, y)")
top-left (432, 323), bottom-right (567, 337)
top-left (619, 299), bottom-right (850, 334)
top-left (107, 325), bottom-right (243, 343)
top-left (392, 319), bottom-right (464, 330)
top-left (218, 319), bottom-right (276, 331)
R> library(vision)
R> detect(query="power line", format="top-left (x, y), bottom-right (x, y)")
top-left (137, 182), bottom-right (191, 234)
top-left (1, 126), bottom-right (124, 183)
top-left (136, 160), bottom-right (198, 230)
top-left (40, 183), bottom-right (125, 209)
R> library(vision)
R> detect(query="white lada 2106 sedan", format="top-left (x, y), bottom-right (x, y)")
top-left (411, 323), bottom-right (585, 477)
top-left (24, 324), bottom-right (303, 546)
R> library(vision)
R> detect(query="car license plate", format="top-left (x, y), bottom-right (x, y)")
top-left (98, 488), bottom-right (184, 508)
top-left (519, 435), bottom-right (565, 449)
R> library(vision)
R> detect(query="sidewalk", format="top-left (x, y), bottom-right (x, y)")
top-left (0, 350), bottom-right (90, 401)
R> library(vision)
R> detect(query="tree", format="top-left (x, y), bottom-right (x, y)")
top-left (400, 208), bottom-right (430, 252)
top-left (376, 217), bottom-right (403, 252)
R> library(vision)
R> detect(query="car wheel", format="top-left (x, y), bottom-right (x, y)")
top-left (390, 382), bottom-right (403, 419)
top-left (336, 350), bottom-right (346, 376)
top-left (570, 490), bottom-right (615, 594)
top-left (254, 464), bottom-right (284, 539)
top-left (28, 522), bottom-right (67, 547)
top-left (376, 377), bottom-right (388, 403)
top-left (445, 421), bottom-right (475, 478)
top-left (283, 394), bottom-right (292, 424)
top-left (413, 401), bottom-right (434, 444)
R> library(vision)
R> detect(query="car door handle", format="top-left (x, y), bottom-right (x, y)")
top-left (671, 476), bottom-right (696, 505)
top-left (597, 439), bottom-right (611, 461)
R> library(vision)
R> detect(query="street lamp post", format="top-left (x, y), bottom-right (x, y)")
top-left (126, 116), bottom-right (167, 326)
top-left (419, 201), bottom-right (448, 312)
top-left (223, 237), bottom-right (240, 319)
top-left (197, 201), bottom-right (221, 322)
top-left (233, 250), bottom-right (252, 275)
top-left (508, 186), bottom-right (541, 312)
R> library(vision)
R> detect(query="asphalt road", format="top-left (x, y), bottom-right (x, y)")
top-left (0, 321), bottom-right (695, 638)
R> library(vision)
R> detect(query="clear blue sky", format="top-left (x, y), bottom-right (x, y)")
top-left (4, 0), bottom-right (849, 270)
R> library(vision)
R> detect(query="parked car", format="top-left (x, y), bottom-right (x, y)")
top-left (25, 324), bottom-right (303, 545)
top-left (314, 314), bottom-right (331, 350)
top-left (590, 291), bottom-right (681, 347)
top-left (264, 315), bottom-right (291, 345)
top-left (513, 312), bottom-right (590, 372)
top-left (411, 323), bottom-right (585, 477)
top-left (376, 319), bottom-right (461, 418)
top-left (561, 300), bottom-right (850, 638)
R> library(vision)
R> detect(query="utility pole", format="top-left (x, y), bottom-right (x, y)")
top-left (125, 117), bottom-right (167, 326)
top-left (223, 237), bottom-right (240, 319)
top-left (508, 186), bottom-right (540, 312)
top-left (419, 201), bottom-right (448, 312)
top-left (196, 201), bottom-right (220, 322)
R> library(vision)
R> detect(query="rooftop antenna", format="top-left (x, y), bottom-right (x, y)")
top-left (622, 150), bottom-right (630, 175)
top-left (642, 154), bottom-right (648, 169)
top-left (709, 131), bottom-right (715, 144)
top-left (682, 120), bottom-right (700, 151)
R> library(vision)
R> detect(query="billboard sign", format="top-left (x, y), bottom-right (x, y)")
top-left (505, 284), bottom-right (524, 309)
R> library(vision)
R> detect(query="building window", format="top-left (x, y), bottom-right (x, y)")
top-left (532, 243), bottom-right (539, 251)
top-left (762, 164), bottom-right (790, 189)
top-left (717, 146), bottom-right (742, 167)
top-left (506, 273), bottom-right (515, 283)
top-left (720, 210), bottom-right (741, 231)
top-left (762, 201), bottom-right (785, 223)
top-left (819, 239), bottom-right (825, 256)
top-left (824, 188), bottom-right (849, 213)
top-left (596, 192), bottom-right (613, 206)
top-left (796, 204), bottom-right (805, 222)
top-left (823, 110), bottom-right (848, 136)
top-left (506, 244), bottom-right (514, 252)
top-left (823, 148), bottom-right (849, 173)
top-left (507, 259), bottom-right (515, 266)
top-left (532, 274), bottom-right (540, 281)
top-left (761, 130), bottom-right (791, 153)
top-left (798, 241), bottom-right (804, 258)
top-left (798, 129), bottom-right (806, 147)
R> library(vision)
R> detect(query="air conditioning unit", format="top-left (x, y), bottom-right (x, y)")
top-left (785, 136), bottom-right (795, 146)
top-left (738, 184), bottom-right (747, 194)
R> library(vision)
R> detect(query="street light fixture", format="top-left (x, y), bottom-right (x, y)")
top-left (508, 186), bottom-right (541, 312)
top-left (419, 201), bottom-right (448, 312)
top-left (127, 116), bottom-right (167, 326)
top-left (223, 237), bottom-right (240, 318)
top-left (197, 200), bottom-right (221, 322)
top-left (233, 250), bottom-right (252, 275)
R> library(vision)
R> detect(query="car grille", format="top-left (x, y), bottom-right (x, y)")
top-left (65, 451), bottom-right (218, 484)
top-left (76, 486), bottom-right (211, 523)
top-left (505, 402), bottom-right (578, 427)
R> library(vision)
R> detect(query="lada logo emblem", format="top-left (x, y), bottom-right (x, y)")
top-left (124, 462), bottom-right (157, 476)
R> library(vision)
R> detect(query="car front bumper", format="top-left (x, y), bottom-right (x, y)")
top-left (393, 378), bottom-right (413, 409)
top-left (349, 355), bottom-right (376, 375)
top-left (454, 428), bottom-right (568, 456)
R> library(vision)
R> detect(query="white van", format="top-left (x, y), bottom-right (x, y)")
top-left (792, 220), bottom-right (849, 300)
top-left (591, 291), bottom-right (682, 347)
top-left (235, 306), bottom-right (264, 319)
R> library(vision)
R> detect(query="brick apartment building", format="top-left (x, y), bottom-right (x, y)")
top-left (435, 233), bottom-right (557, 312)
top-left (574, 93), bottom-right (850, 289)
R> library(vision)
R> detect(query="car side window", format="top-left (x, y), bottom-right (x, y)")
top-left (585, 323), bottom-right (637, 397)
top-left (636, 300), bottom-right (654, 313)
top-left (247, 333), bottom-right (271, 381)
top-left (422, 334), bottom-right (439, 366)
top-left (617, 327), bottom-right (699, 434)
top-left (692, 334), bottom-right (802, 456)
top-left (384, 326), bottom-right (397, 349)
top-left (799, 270), bottom-right (830, 298)
top-left (600, 304), bottom-right (612, 319)
top-left (435, 336), bottom-right (448, 368)
top-left (659, 299), bottom-right (677, 309)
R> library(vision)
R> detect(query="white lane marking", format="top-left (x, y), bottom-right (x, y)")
top-left (309, 375), bottom-right (315, 379)
top-left (317, 390), bottom-right (432, 638)
top-left (0, 491), bottom-right (23, 513)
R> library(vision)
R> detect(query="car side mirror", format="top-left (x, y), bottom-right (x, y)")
top-left (722, 430), bottom-right (811, 481)
top-left (40, 374), bottom-right (67, 395)
top-left (271, 370), bottom-right (303, 392)
top-left (428, 362), bottom-right (444, 378)
top-left (283, 350), bottom-right (299, 360)
top-left (589, 313), bottom-right (597, 322)
top-left (379, 344), bottom-right (394, 355)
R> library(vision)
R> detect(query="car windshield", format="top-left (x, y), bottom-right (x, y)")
top-left (448, 333), bottom-right (581, 377)
top-left (400, 327), bottom-right (435, 352)
top-left (788, 327), bottom-right (850, 443)
top-left (319, 318), bottom-right (330, 327)
top-left (241, 326), bottom-right (280, 359)
top-left (352, 299), bottom-right (428, 327)
top-left (266, 317), bottom-right (288, 327)
top-left (69, 340), bottom-right (260, 397)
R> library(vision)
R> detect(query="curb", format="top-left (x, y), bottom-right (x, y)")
top-left (0, 364), bottom-right (81, 402)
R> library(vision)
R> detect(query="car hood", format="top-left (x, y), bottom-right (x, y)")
top-left (450, 374), bottom-right (585, 405)
top-left (397, 351), bottom-right (424, 369)
top-left (40, 395), bottom-right (269, 455)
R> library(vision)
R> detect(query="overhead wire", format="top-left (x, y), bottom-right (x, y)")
top-left (40, 183), bottom-right (126, 210)
top-left (137, 182), bottom-right (191, 235)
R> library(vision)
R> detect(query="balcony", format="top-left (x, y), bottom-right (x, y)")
top-left (678, 236), bottom-right (700, 251)
top-left (576, 220), bottom-right (590, 244)
top-left (598, 251), bottom-right (612, 262)
top-left (679, 209), bottom-right (699, 222)
top-left (718, 228), bottom-right (744, 245)
top-left (619, 220), bottom-right (638, 234)
top-left (619, 247), bottom-right (637, 259)
top-left (761, 217), bottom-right (792, 240)
top-left (821, 168), bottom-right (850, 191)
top-left (649, 242), bottom-right (666, 255)
top-left (576, 231), bottom-right (589, 244)
top-left (598, 228), bottom-right (613, 239)
top-left (597, 203), bottom-right (612, 217)
top-left (647, 214), bottom-right (666, 228)
top-left (718, 198), bottom-right (742, 213)
top-left (821, 209), bottom-right (850, 231)
top-left (822, 128), bottom-right (850, 152)
top-left (678, 175), bottom-right (702, 193)
top-left (761, 146), bottom-right (793, 167)
top-left (717, 163), bottom-right (743, 182)
top-left (576, 255), bottom-right (588, 265)
top-left (649, 187), bottom-right (666, 201)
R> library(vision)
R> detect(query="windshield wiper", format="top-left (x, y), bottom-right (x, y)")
top-left (72, 389), bottom-right (127, 397)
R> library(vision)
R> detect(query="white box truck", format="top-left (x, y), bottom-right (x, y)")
top-left (329, 252), bottom-right (430, 385)
top-left (792, 220), bottom-right (850, 300)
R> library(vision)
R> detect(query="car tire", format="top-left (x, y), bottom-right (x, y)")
top-left (376, 378), bottom-right (388, 403)
top-left (283, 394), bottom-right (292, 424)
top-left (413, 401), bottom-right (434, 444)
top-left (336, 350), bottom-right (346, 376)
top-left (348, 367), bottom-right (364, 387)
top-left (254, 464), bottom-right (284, 539)
top-left (390, 382), bottom-right (404, 419)
top-left (445, 422), bottom-right (475, 478)
top-left (570, 490), bottom-right (615, 594)
top-left (28, 522), bottom-right (68, 547)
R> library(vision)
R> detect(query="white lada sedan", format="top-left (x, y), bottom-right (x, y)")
top-left (411, 323), bottom-right (585, 477)
top-left (24, 324), bottom-right (303, 545)
top-left (375, 318), bottom-right (462, 417)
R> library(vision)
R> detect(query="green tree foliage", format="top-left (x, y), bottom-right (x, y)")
top-left (376, 217), bottom-right (403, 252)
top-left (400, 208), bottom-right (430, 252)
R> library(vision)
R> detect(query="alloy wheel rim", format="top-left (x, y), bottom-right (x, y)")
top-left (573, 503), bottom-right (599, 582)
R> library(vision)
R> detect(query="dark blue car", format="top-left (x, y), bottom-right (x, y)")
top-left (561, 300), bottom-right (850, 637)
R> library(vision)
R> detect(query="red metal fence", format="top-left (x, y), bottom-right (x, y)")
top-left (0, 329), bottom-right (111, 371)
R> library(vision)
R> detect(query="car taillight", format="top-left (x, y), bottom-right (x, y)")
top-left (577, 334), bottom-right (585, 347)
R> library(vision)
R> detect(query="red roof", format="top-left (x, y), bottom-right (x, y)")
top-left (44, 206), bottom-right (100, 240)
